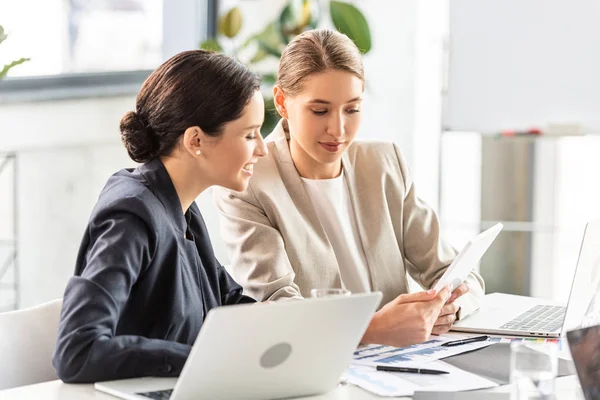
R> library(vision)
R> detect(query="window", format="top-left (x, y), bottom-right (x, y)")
top-left (1, 0), bottom-right (163, 77)
top-left (0, 0), bottom-right (215, 102)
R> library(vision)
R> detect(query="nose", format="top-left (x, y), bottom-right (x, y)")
top-left (254, 133), bottom-right (268, 158)
top-left (326, 113), bottom-right (345, 140)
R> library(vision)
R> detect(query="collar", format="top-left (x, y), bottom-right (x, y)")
top-left (137, 158), bottom-right (196, 235)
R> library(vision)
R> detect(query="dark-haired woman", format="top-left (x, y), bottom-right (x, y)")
top-left (52, 50), bottom-right (267, 383)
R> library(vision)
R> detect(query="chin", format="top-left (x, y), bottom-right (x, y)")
top-left (226, 178), bottom-right (249, 193)
top-left (316, 152), bottom-right (343, 164)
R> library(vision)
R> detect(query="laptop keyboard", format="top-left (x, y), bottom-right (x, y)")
top-left (500, 304), bottom-right (566, 333)
top-left (136, 389), bottom-right (173, 400)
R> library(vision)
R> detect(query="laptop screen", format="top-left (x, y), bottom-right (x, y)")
top-left (562, 219), bottom-right (600, 332)
top-left (566, 324), bottom-right (600, 400)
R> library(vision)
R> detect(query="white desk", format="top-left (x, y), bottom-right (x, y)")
top-left (0, 376), bottom-right (584, 400)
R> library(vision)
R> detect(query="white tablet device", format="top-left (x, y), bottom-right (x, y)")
top-left (433, 223), bottom-right (504, 292)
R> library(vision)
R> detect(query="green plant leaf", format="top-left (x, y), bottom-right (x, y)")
top-left (250, 22), bottom-right (284, 59)
top-left (199, 38), bottom-right (223, 52)
top-left (261, 97), bottom-right (280, 137)
top-left (249, 47), bottom-right (270, 64)
top-left (218, 6), bottom-right (243, 39)
top-left (261, 73), bottom-right (278, 86)
top-left (0, 25), bottom-right (7, 46)
top-left (257, 39), bottom-right (282, 58)
top-left (241, 21), bottom-right (283, 56)
top-left (0, 58), bottom-right (30, 79)
top-left (278, 0), bottom-right (320, 44)
top-left (330, 1), bottom-right (371, 54)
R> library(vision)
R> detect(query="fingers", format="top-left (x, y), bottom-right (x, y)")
top-left (434, 313), bottom-right (456, 327)
top-left (447, 283), bottom-right (470, 303)
top-left (432, 310), bottom-right (457, 336)
top-left (418, 286), bottom-right (453, 326)
top-left (431, 285), bottom-right (453, 307)
top-left (431, 324), bottom-right (453, 336)
top-left (439, 302), bottom-right (460, 317)
top-left (394, 289), bottom-right (438, 304)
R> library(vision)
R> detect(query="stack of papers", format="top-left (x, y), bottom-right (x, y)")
top-left (351, 333), bottom-right (491, 367)
top-left (346, 333), bottom-right (498, 396)
top-left (345, 361), bottom-right (498, 397)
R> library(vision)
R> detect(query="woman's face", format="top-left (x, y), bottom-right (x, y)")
top-left (277, 69), bottom-right (363, 178)
top-left (205, 90), bottom-right (267, 192)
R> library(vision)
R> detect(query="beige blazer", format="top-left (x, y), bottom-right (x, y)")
top-left (213, 123), bottom-right (484, 318)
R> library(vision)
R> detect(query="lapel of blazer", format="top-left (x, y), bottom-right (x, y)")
top-left (341, 149), bottom-right (399, 295)
top-left (340, 151), bottom-right (375, 290)
top-left (271, 124), bottom-right (343, 288)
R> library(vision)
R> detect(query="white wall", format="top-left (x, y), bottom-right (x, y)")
top-left (1, 1), bottom-right (446, 308)
top-left (445, 0), bottom-right (600, 134)
top-left (0, 98), bottom-right (133, 308)
top-left (0, 97), bottom-right (232, 308)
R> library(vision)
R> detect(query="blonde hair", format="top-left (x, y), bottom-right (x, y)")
top-left (277, 29), bottom-right (365, 96)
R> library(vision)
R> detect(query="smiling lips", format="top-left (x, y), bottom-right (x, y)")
top-left (242, 163), bottom-right (254, 175)
top-left (319, 142), bottom-right (345, 152)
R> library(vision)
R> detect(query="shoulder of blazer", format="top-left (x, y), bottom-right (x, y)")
top-left (244, 140), bottom-right (288, 195)
top-left (344, 140), bottom-right (412, 196)
top-left (91, 170), bottom-right (163, 229)
top-left (345, 140), bottom-right (404, 172)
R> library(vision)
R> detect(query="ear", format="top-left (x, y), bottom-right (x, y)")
top-left (182, 126), bottom-right (205, 157)
top-left (273, 85), bottom-right (288, 119)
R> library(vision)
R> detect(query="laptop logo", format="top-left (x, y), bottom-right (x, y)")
top-left (260, 343), bottom-right (292, 368)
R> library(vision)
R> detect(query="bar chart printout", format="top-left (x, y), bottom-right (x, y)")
top-left (352, 336), bottom-right (491, 367)
top-left (352, 335), bottom-right (563, 367)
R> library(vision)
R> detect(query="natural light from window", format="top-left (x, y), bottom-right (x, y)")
top-left (0, 0), bottom-right (163, 77)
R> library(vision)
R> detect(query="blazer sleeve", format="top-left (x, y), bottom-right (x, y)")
top-left (392, 144), bottom-right (485, 319)
top-left (217, 259), bottom-right (257, 305)
top-left (53, 208), bottom-right (191, 383)
top-left (213, 186), bottom-right (303, 302)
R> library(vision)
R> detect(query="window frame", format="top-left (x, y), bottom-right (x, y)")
top-left (0, 0), bottom-right (218, 104)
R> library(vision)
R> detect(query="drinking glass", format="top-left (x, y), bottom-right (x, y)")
top-left (510, 341), bottom-right (558, 399)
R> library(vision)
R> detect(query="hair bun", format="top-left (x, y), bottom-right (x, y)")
top-left (119, 111), bottom-right (159, 163)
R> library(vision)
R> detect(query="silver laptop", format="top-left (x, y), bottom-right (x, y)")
top-left (95, 292), bottom-right (382, 400)
top-left (452, 218), bottom-right (600, 338)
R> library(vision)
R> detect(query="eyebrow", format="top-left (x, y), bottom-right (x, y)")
top-left (244, 124), bottom-right (262, 130)
top-left (308, 97), bottom-right (363, 105)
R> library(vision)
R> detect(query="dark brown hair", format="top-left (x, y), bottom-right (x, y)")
top-left (120, 50), bottom-right (261, 163)
top-left (277, 29), bottom-right (364, 96)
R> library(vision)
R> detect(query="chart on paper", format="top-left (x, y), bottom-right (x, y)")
top-left (352, 335), bottom-right (492, 367)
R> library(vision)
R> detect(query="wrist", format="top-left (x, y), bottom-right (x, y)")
top-left (361, 313), bottom-right (382, 344)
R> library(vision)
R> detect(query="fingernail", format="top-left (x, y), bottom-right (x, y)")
top-left (427, 289), bottom-right (436, 295)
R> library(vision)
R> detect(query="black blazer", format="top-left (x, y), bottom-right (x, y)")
top-left (52, 158), bottom-right (255, 383)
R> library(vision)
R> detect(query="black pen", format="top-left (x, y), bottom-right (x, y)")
top-left (376, 366), bottom-right (449, 375)
top-left (440, 335), bottom-right (489, 347)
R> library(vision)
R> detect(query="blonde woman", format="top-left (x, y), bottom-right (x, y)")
top-left (214, 29), bottom-right (484, 347)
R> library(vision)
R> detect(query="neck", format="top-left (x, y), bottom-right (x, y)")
top-left (160, 155), bottom-right (210, 214)
top-left (289, 138), bottom-right (342, 179)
